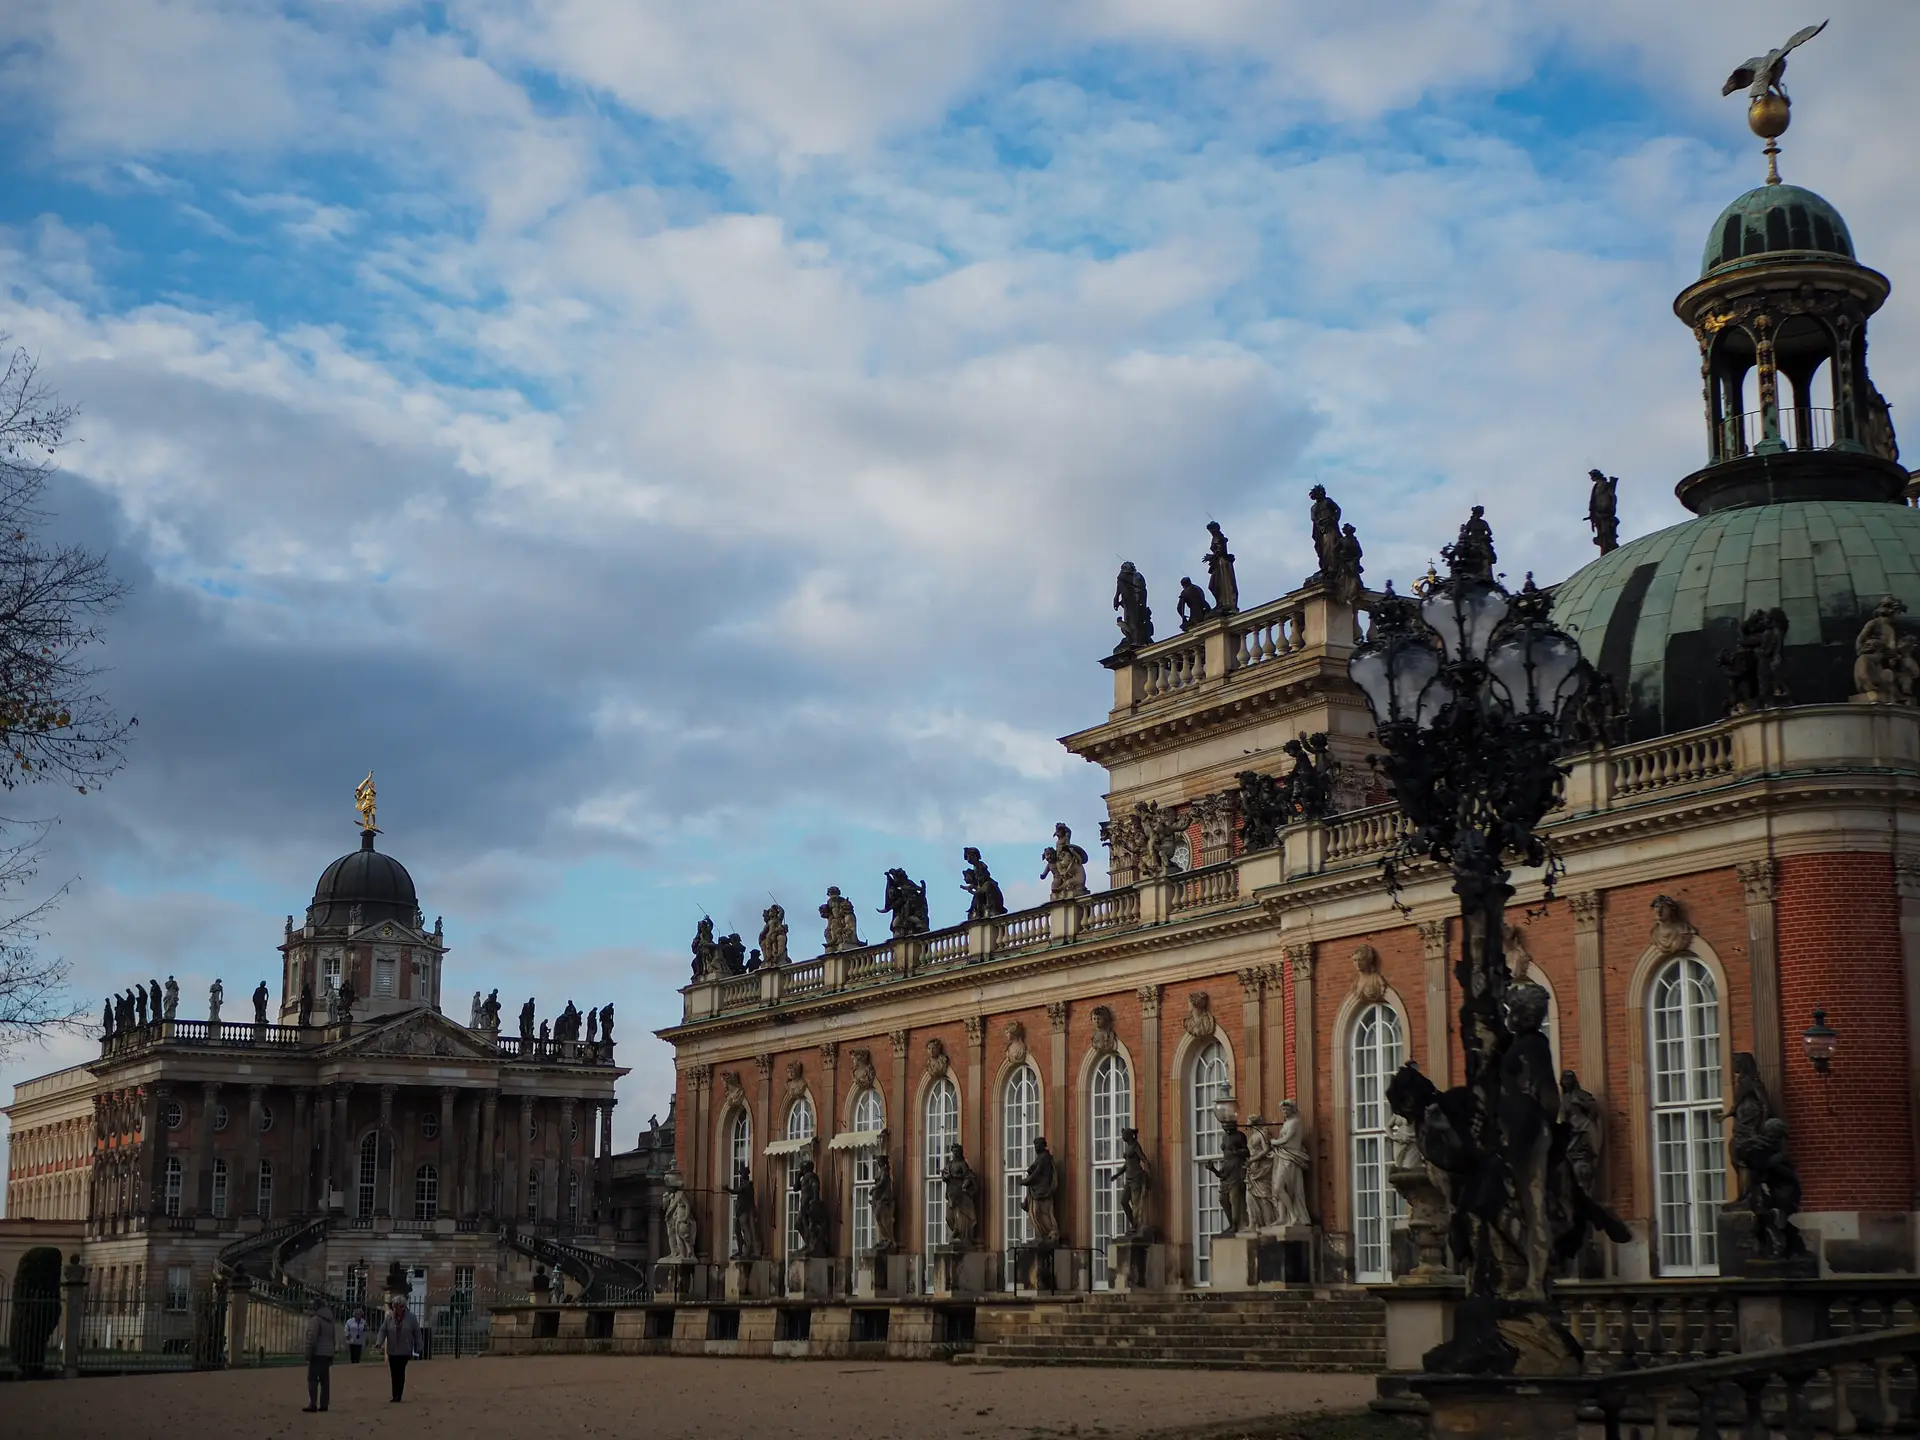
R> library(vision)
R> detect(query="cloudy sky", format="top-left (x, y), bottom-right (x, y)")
top-left (1, 2), bottom-right (1916, 1161)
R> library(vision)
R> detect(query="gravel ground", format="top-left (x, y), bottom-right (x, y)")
top-left (9, 1356), bottom-right (1379, 1440)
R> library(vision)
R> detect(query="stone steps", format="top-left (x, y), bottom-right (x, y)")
top-left (967, 1289), bottom-right (1387, 1372)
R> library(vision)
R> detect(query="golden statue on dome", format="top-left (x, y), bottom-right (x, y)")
top-left (1721, 19), bottom-right (1826, 184)
top-left (354, 771), bottom-right (377, 832)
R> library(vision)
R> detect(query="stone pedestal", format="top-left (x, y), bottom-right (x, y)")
top-left (61, 1254), bottom-right (87, 1380)
top-left (929, 1247), bottom-right (999, 1296)
top-left (1107, 1238), bottom-right (1168, 1292)
top-left (224, 1272), bottom-right (252, 1369)
top-left (652, 1257), bottom-right (707, 1303)
top-left (1412, 1377), bottom-right (1581, 1440)
top-left (784, 1257), bottom-right (837, 1299)
top-left (1211, 1227), bottom-right (1318, 1289)
top-left (1388, 1165), bottom-right (1450, 1279)
top-left (1371, 1279), bottom-right (1463, 1373)
top-left (1011, 1244), bottom-right (1090, 1294)
top-left (724, 1258), bottom-right (773, 1301)
top-left (1717, 1210), bottom-right (1819, 1281)
top-left (854, 1251), bottom-right (912, 1298)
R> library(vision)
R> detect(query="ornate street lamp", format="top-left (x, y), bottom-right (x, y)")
top-left (1802, 1009), bottom-right (1838, 1075)
top-left (1351, 511), bottom-right (1619, 1376)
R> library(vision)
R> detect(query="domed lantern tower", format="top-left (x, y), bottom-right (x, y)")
top-left (1672, 38), bottom-right (1904, 514)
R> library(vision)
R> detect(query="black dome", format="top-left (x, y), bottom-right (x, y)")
top-left (307, 830), bottom-right (419, 928)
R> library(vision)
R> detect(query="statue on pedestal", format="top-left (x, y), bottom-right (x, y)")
top-left (101, 997), bottom-right (113, 1039)
top-left (134, 987), bottom-right (147, 1028)
top-left (207, 979), bottom-right (224, 1030)
top-left (1111, 561), bottom-right (1154, 655)
top-left (1331, 524), bottom-right (1365, 607)
top-left (759, 904), bottom-right (789, 966)
top-left (163, 975), bottom-right (179, 1021)
top-left (690, 917), bottom-right (721, 981)
top-left (1236, 769), bottom-right (1290, 851)
top-left (879, 869), bottom-right (929, 939)
top-left (548, 1266), bottom-right (566, 1303)
top-left (724, 1163), bottom-right (760, 1260)
top-left (1042, 823), bottom-right (1089, 900)
top-left (1117, 1127), bottom-right (1152, 1237)
top-left (298, 982), bottom-right (314, 1029)
top-left (252, 981), bottom-right (269, 1026)
top-left (941, 1144), bottom-right (981, 1247)
top-left (1020, 1138), bottom-right (1061, 1244)
top-left (1853, 596), bottom-right (1919, 704)
top-left (1176, 577), bottom-right (1212, 631)
top-left (1202, 1120), bottom-right (1250, 1236)
top-left (1559, 1071), bottom-right (1604, 1197)
top-left (820, 886), bottom-right (862, 952)
top-left (149, 979), bottom-right (162, 1022)
top-left (1307, 485), bottom-right (1343, 585)
top-left (1244, 1119), bottom-right (1277, 1230)
top-left (1204, 521), bottom-right (1239, 616)
top-left (790, 1159), bottom-right (829, 1259)
top-left (662, 1175), bottom-right (697, 1261)
top-left (478, 989), bottom-right (501, 1033)
top-left (334, 977), bottom-right (357, 1024)
top-left (961, 848), bottom-right (1007, 921)
top-left (1586, 470), bottom-right (1620, 555)
top-left (519, 997), bottom-right (536, 1041)
top-left (1270, 1099), bottom-right (1312, 1228)
top-left (870, 1148), bottom-right (898, 1253)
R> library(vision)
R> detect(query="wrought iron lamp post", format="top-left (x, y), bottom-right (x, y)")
top-left (1349, 512), bottom-right (1604, 1374)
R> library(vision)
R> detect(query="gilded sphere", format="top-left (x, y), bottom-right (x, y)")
top-left (1747, 93), bottom-right (1791, 140)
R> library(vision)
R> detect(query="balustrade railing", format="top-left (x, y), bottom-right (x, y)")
top-left (101, 1019), bottom-right (312, 1058)
top-left (715, 975), bottom-right (759, 1012)
top-left (783, 959), bottom-right (827, 997)
top-left (1141, 640), bottom-right (1206, 700)
top-left (992, 907), bottom-right (1051, 953)
top-left (1077, 888), bottom-right (1140, 933)
top-left (922, 929), bottom-right (970, 966)
top-left (1609, 730), bottom-right (1736, 798)
top-left (1323, 805), bottom-right (1411, 863)
top-left (843, 944), bottom-right (896, 984)
top-left (1229, 603), bottom-right (1309, 671)
top-left (1169, 863), bottom-right (1238, 913)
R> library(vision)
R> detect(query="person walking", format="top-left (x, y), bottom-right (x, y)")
top-left (344, 1308), bottom-right (366, 1363)
top-left (374, 1294), bottom-right (423, 1402)
top-left (302, 1298), bottom-right (336, 1413)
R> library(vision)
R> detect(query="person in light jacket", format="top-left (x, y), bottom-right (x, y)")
top-left (374, 1294), bottom-right (424, 1402)
top-left (344, 1308), bottom-right (366, 1363)
top-left (302, 1299), bottom-right (337, 1412)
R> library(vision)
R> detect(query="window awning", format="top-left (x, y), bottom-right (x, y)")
top-left (763, 1136), bottom-right (815, 1158)
top-left (826, 1130), bottom-right (885, 1152)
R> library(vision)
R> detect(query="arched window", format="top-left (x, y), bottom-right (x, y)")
top-left (415, 1164), bottom-right (439, 1221)
top-left (526, 1164), bottom-right (541, 1220)
top-left (850, 1089), bottom-right (884, 1257)
top-left (256, 1160), bottom-right (273, 1220)
top-left (923, 1078), bottom-right (959, 1255)
top-left (211, 1158), bottom-right (229, 1219)
top-left (726, 1110), bottom-right (752, 1254)
top-left (1650, 956), bottom-right (1726, 1275)
top-left (357, 1134), bottom-right (378, 1218)
top-left (785, 1097), bottom-right (817, 1255)
top-left (1351, 1003), bottom-right (1406, 1283)
top-left (163, 1156), bottom-right (182, 1217)
top-left (1001, 1067), bottom-right (1040, 1260)
top-left (1090, 1053), bottom-right (1132, 1289)
top-left (567, 1168), bottom-right (580, 1226)
top-left (1189, 1041), bottom-right (1230, 1283)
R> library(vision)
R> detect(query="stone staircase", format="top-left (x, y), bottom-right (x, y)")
top-left (964, 1290), bottom-right (1386, 1372)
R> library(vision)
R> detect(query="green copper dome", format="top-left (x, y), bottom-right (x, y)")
top-left (1702, 184), bottom-right (1855, 276)
top-left (1553, 501), bottom-right (1920, 740)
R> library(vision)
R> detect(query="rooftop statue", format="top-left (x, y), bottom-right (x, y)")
top-left (960, 847), bottom-right (1007, 921)
top-left (1450, 505), bottom-right (1497, 582)
top-left (354, 770), bottom-right (378, 832)
top-left (690, 916), bottom-right (720, 981)
top-left (1722, 607), bottom-right (1791, 713)
top-left (1041, 823), bottom-right (1089, 900)
top-left (252, 980), bottom-right (269, 1026)
top-left (1722, 20), bottom-right (1826, 105)
top-left (1204, 521), bottom-right (1239, 615)
top-left (759, 903), bottom-right (790, 966)
top-left (1586, 470), bottom-right (1620, 556)
top-left (1236, 769), bottom-right (1290, 851)
top-left (519, 996), bottom-right (536, 1041)
top-left (1307, 485), bottom-right (1342, 586)
top-left (1331, 523), bottom-right (1365, 607)
top-left (879, 868), bottom-right (930, 938)
top-left (1854, 596), bottom-right (1919, 705)
top-left (1111, 561), bottom-right (1154, 655)
top-left (820, 886), bottom-right (862, 952)
top-left (1176, 576), bottom-right (1212, 632)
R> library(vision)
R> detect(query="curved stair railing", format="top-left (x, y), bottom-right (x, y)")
top-left (217, 1214), bottom-right (347, 1314)
top-left (501, 1224), bottom-right (651, 1303)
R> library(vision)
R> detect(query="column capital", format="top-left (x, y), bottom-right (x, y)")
top-left (519, 1093), bottom-right (536, 1113)
top-left (753, 1053), bottom-right (773, 1079)
top-left (1045, 1001), bottom-right (1069, 1033)
top-left (888, 1029), bottom-right (910, 1059)
top-left (1137, 983), bottom-right (1162, 1019)
top-left (247, 1084), bottom-right (265, 1102)
top-left (817, 1040), bottom-right (839, 1069)
top-left (963, 1016), bottom-right (985, 1046)
top-left (560, 1096), bottom-right (576, 1115)
top-left (1417, 918), bottom-right (1448, 955)
top-left (201, 1081), bottom-right (220, 1100)
top-left (439, 1085), bottom-right (457, 1101)
top-left (1568, 891), bottom-right (1603, 930)
top-left (1237, 967), bottom-right (1266, 1000)
top-left (1284, 941), bottom-right (1314, 979)
top-left (685, 1063), bottom-right (713, 1089)
top-left (1736, 858), bottom-right (1780, 904)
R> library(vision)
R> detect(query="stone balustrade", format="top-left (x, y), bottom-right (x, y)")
top-left (680, 703), bottom-right (1920, 1025)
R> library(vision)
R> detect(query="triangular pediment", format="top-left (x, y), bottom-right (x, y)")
top-left (324, 1008), bottom-right (498, 1061)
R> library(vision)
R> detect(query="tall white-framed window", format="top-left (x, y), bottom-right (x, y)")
top-left (924, 1078), bottom-right (959, 1255)
top-left (256, 1160), bottom-right (273, 1219)
top-left (165, 1265), bottom-right (193, 1314)
top-left (211, 1158), bottom-right (229, 1218)
top-left (357, 1134), bottom-right (378, 1217)
top-left (164, 1156), bottom-right (182, 1217)
top-left (1090, 1053), bottom-right (1132, 1289)
top-left (415, 1164), bottom-right (439, 1221)
top-left (1650, 956), bottom-right (1726, 1275)
top-left (1190, 1040), bottom-right (1230, 1284)
top-left (567, 1168), bottom-right (581, 1225)
top-left (726, 1109), bottom-right (752, 1253)
top-left (526, 1164), bottom-right (541, 1220)
top-left (1001, 1066), bottom-right (1041, 1266)
top-left (374, 949), bottom-right (397, 996)
top-left (344, 1266), bottom-right (367, 1308)
top-left (784, 1097), bottom-right (817, 1255)
top-left (850, 1089), bottom-right (884, 1257)
top-left (320, 948), bottom-right (342, 994)
top-left (1351, 1002), bottom-right (1406, 1283)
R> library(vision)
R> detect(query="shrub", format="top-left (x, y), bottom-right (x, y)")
top-left (9, 1246), bottom-right (64, 1378)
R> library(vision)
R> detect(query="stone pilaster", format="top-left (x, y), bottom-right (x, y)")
top-left (244, 1085), bottom-right (265, 1217)
top-left (193, 1083), bottom-right (219, 1217)
top-left (754, 1054), bottom-right (774, 1247)
top-left (597, 1100), bottom-right (615, 1225)
top-left (962, 1017), bottom-right (985, 1182)
top-left (1418, 919), bottom-right (1450, 1086)
top-left (376, 1085), bottom-right (395, 1217)
top-left (331, 1084), bottom-right (352, 1213)
top-left (1237, 968), bottom-right (1265, 1118)
top-left (559, 1096), bottom-right (576, 1226)
top-left (1284, 943), bottom-right (1316, 1139)
top-left (1045, 1001), bottom-right (1069, 1158)
top-left (1896, 856), bottom-right (1920, 1203)
top-left (517, 1095), bottom-right (536, 1219)
top-left (145, 1085), bottom-right (170, 1217)
top-left (818, 1042), bottom-right (839, 1252)
top-left (1137, 985), bottom-right (1162, 1160)
top-left (480, 1090), bottom-right (498, 1220)
top-left (1737, 859), bottom-right (1785, 1107)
